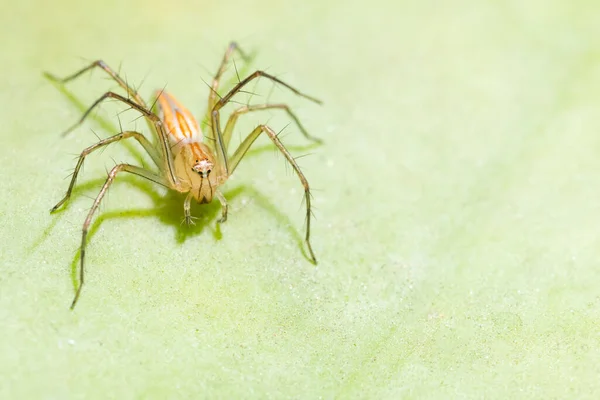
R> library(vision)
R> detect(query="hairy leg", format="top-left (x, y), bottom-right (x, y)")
top-left (229, 124), bottom-right (317, 264)
top-left (45, 62), bottom-right (178, 185)
top-left (210, 70), bottom-right (321, 175)
top-left (222, 103), bottom-right (321, 150)
top-left (51, 130), bottom-right (165, 212)
top-left (44, 60), bottom-right (148, 109)
top-left (71, 163), bottom-right (166, 309)
top-left (206, 42), bottom-right (250, 115)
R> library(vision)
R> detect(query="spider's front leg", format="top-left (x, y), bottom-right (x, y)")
top-left (72, 163), bottom-right (166, 309)
top-left (51, 130), bottom-right (163, 212)
top-left (228, 124), bottom-right (317, 264)
top-left (208, 70), bottom-right (321, 262)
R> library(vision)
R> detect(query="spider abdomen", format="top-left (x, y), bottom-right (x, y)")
top-left (155, 90), bottom-right (203, 144)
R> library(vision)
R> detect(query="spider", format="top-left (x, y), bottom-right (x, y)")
top-left (45, 42), bottom-right (322, 309)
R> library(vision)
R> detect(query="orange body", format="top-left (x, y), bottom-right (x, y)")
top-left (156, 91), bottom-right (223, 202)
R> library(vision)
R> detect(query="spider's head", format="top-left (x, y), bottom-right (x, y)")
top-left (174, 142), bottom-right (221, 204)
top-left (192, 158), bottom-right (213, 178)
top-left (190, 156), bottom-right (219, 204)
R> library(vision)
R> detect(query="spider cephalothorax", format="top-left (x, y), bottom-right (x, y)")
top-left (175, 144), bottom-right (219, 203)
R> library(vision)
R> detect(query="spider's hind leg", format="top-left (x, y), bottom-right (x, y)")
top-left (207, 42), bottom-right (251, 112)
top-left (45, 61), bottom-right (179, 186)
top-left (72, 163), bottom-right (167, 309)
top-left (44, 59), bottom-right (148, 109)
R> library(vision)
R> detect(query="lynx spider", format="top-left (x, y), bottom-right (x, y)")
top-left (46, 42), bottom-right (322, 308)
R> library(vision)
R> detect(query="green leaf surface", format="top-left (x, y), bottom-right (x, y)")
top-left (2, 0), bottom-right (600, 398)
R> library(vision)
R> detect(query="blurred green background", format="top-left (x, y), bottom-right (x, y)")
top-left (2, 0), bottom-right (600, 398)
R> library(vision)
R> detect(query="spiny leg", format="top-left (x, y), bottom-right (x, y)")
top-left (229, 124), bottom-right (317, 264)
top-left (215, 70), bottom-right (322, 112)
top-left (207, 42), bottom-right (250, 115)
top-left (60, 91), bottom-right (154, 137)
top-left (44, 60), bottom-right (148, 110)
top-left (222, 103), bottom-right (321, 149)
top-left (72, 163), bottom-right (164, 309)
top-left (56, 90), bottom-right (178, 185)
top-left (210, 70), bottom-right (322, 174)
top-left (51, 130), bottom-right (165, 212)
top-left (215, 190), bottom-right (228, 223)
top-left (45, 61), bottom-right (178, 185)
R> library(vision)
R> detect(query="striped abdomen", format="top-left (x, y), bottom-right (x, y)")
top-left (155, 90), bottom-right (203, 145)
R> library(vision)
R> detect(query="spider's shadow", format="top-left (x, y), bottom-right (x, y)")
top-left (57, 177), bottom-right (311, 289)
top-left (67, 175), bottom-right (240, 244)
